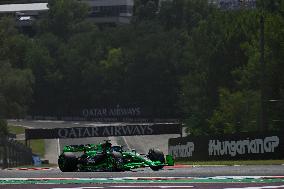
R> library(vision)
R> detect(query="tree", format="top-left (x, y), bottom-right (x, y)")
top-left (0, 61), bottom-right (34, 119)
top-left (0, 17), bottom-right (34, 135)
top-left (207, 3), bottom-right (284, 133)
top-left (0, 119), bottom-right (8, 137)
top-left (209, 89), bottom-right (260, 134)
top-left (178, 4), bottom-right (266, 135)
top-left (159, 0), bottom-right (211, 30)
top-left (134, 0), bottom-right (159, 21)
top-left (1, 0), bottom-right (281, 134)
top-left (100, 48), bottom-right (125, 102)
top-left (40, 0), bottom-right (89, 40)
top-left (23, 38), bottom-right (56, 115)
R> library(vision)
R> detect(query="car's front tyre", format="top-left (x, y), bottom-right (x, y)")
top-left (148, 148), bottom-right (165, 171)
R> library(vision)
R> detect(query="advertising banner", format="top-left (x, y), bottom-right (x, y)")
top-left (25, 123), bottom-right (182, 140)
top-left (168, 132), bottom-right (284, 160)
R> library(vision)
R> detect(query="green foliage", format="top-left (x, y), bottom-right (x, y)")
top-left (134, 0), bottom-right (159, 21)
top-left (0, 19), bottom-right (33, 139)
top-left (99, 48), bottom-right (125, 103)
top-left (159, 0), bottom-right (211, 29)
top-left (30, 139), bottom-right (45, 157)
top-left (0, 119), bottom-right (8, 136)
top-left (41, 0), bottom-right (89, 39)
top-left (209, 89), bottom-right (260, 134)
top-left (8, 125), bottom-right (25, 135)
top-left (0, 61), bottom-right (34, 118)
top-left (0, 17), bottom-right (34, 119)
top-left (0, 0), bottom-right (283, 135)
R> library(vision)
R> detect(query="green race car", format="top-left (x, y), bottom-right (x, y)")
top-left (58, 140), bottom-right (174, 172)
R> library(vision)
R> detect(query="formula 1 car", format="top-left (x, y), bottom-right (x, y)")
top-left (58, 140), bottom-right (174, 172)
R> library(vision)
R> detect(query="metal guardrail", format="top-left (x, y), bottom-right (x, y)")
top-left (0, 137), bottom-right (33, 169)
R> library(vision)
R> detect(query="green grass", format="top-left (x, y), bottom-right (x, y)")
top-left (17, 140), bottom-right (45, 157)
top-left (29, 139), bottom-right (45, 157)
top-left (176, 159), bottom-right (284, 165)
top-left (8, 125), bottom-right (45, 157)
top-left (8, 125), bottom-right (25, 135)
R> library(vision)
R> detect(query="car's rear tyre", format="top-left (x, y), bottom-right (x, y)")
top-left (58, 152), bottom-right (78, 172)
top-left (148, 148), bottom-right (165, 171)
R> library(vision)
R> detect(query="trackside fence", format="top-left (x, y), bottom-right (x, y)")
top-left (0, 137), bottom-right (33, 169)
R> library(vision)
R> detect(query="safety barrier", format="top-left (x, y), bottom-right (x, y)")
top-left (169, 132), bottom-right (284, 161)
top-left (0, 137), bottom-right (33, 169)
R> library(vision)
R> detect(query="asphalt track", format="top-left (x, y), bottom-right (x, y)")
top-left (2, 183), bottom-right (284, 189)
top-left (0, 166), bottom-right (284, 189)
top-left (1, 165), bottom-right (284, 178)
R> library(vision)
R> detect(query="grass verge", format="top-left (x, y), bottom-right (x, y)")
top-left (8, 125), bottom-right (45, 157)
top-left (29, 139), bottom-right (45, 157)
top-left (8, 125), bottom-right (25, 135)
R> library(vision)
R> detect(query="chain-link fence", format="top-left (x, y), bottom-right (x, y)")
top-left (0, 137), bottom-right (33, 169)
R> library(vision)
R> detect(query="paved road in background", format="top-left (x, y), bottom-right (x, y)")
top-left (8, 120), bottom-right (180, 164)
